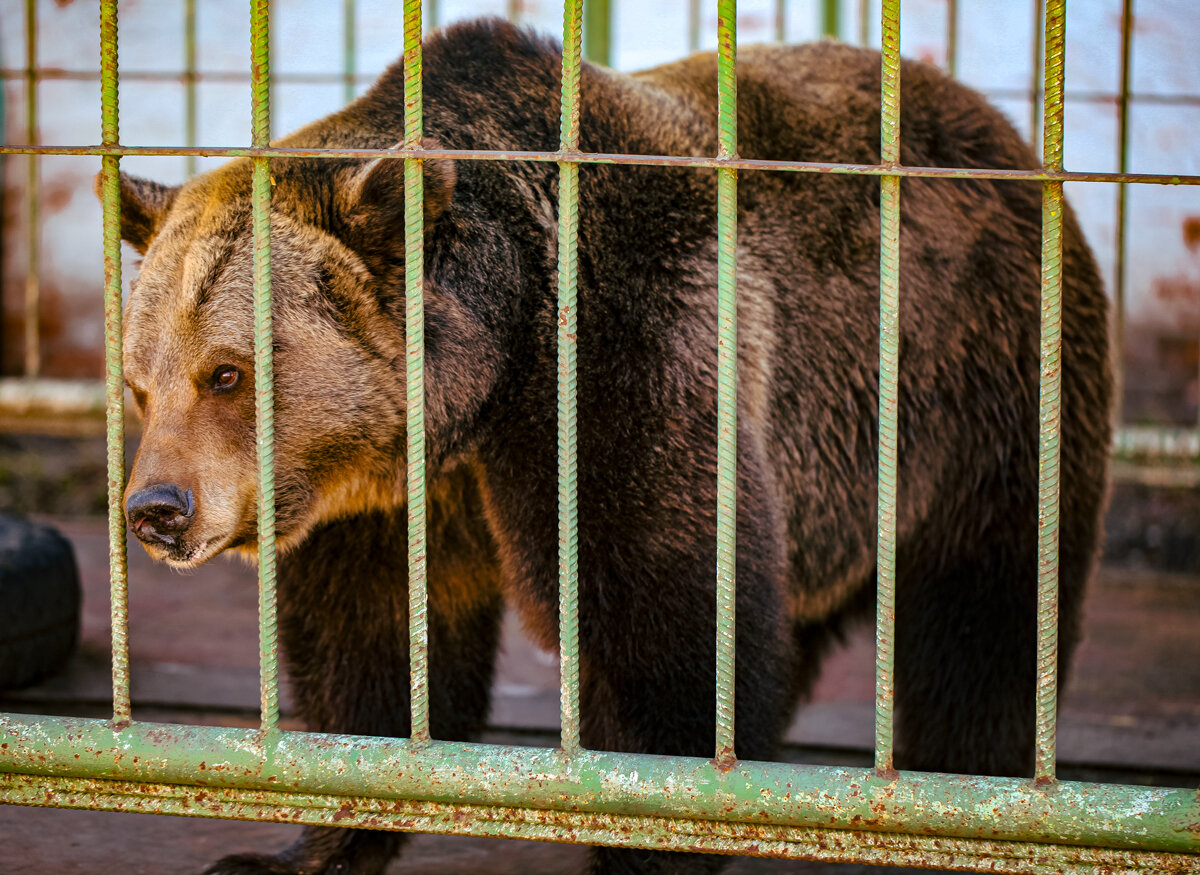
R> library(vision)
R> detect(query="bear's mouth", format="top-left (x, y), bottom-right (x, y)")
top-left (145, 533), bottom-right (234, 569)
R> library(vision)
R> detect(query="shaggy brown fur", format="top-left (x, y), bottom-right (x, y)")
top-left (107, 20), bottom-right (1111, 875)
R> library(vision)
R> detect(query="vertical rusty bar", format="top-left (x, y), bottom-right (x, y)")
top-left (557, 0), bottom-right (583, 755)
top-left (946, 0), bottom-right (958, 78)
top-left (402, 0), bottom-right (430, 744)
top-left (1031, 0), bottom-right (1044, 145)
top-left (24, 0), bottom-right (40, 378)
top-left (508, 0), bottom-right (522, 23)
top-left (774, 0), bottom-right (786, 42)
top-left (1112, 0), bottom-right (1133, 430)
top-left (184, 0), bottom-right (197, 178)
top-left (1034, 0), bottom-right (1066, 786)
top-left (689, 0), bottom-right (702, 53)
top-left (343, 0), bottom-right (356, 104)
top-left (714, 0), bottom-right (738, 765)
top-left (250, 0), bottom-right (280, 735)
top-left (99, 0), bottom-right (130, 728)
top-left (874, 0), bottom-right (901, 778)
top-left (860, 0), bottom-right (870, 47)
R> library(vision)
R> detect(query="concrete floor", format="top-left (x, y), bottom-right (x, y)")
top-left (2, 517), bottom-right (1198, 874)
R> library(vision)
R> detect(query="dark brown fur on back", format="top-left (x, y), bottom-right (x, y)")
top-left (110, 20), bottom-right (1110, 875)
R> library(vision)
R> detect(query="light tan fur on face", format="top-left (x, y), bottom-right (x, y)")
top-left (122, 162), bottom-right (410, 568)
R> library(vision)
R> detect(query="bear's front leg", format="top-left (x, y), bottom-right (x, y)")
top-left (204, 485), bottom-right (504, 875)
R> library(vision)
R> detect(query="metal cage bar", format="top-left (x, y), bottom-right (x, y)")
top-left (4, 143), bottom-right (1200, 186)
top-left (250, 0), bottom-right (281, 734)
top-left (946, 0), bottom-right (958, 77)
top-left (24, 0), bottom-right (40, 379)
top-left (821, 0), bottom-right (840, 39)
top-left (873, 0), bottom-right (901, 777)
top-left (557, 0), bottom-right (584, 755)
top-left (2, 716), bottom-right (1198, 857)
top-left (343, 0), bottom-right (357, 104)
top-left (1031, 0), bottom-right (1044, 145)
top-left (583, 0), bottom-right (611, 67)
top-left (99, 0), bottom-right (130, 727)
top-left (184, 0), bottom-right (198, 178)
top-left (1033, 0), bottom-right (1066, 785)
top-left (3, 771), bottom-right (1198, 874)
top-left (714, 0), bottom-right (739, 764)
top-left (402, 0), bottom-right (431, 744)
top-left (1112, 0), bottom-right (1133, 430)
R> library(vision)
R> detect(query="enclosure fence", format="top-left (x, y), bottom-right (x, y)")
top-left (0, 0), bottom-right (1199, 872)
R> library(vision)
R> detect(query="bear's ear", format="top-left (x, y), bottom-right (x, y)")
top-left (336, 138), bottom-right (457, 258)
top-left (93, 171), bottom-right (180, 255)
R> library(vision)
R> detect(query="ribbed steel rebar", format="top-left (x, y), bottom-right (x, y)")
top-left (873, 0), bottom-right (901, 778)
top-left (99, 0), bottom-right (129, 728)
top-left (1033, 0), bottom-right (1067, 786)
top-left (250, 0), bottom-right (280, 735)
top-left (714, 0), bottom-right (739, 765)
top-left (402, 0), bottom-right (430, 744)
top-left (556, 0), bottom-right (583, 755)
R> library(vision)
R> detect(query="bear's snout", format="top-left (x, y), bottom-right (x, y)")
top-left (126, 483), bottom-right (195, 548)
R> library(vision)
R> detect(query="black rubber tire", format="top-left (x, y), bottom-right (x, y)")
top-left (0, 515), bottom-right (81, 689)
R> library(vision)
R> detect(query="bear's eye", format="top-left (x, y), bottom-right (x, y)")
top-left (211, 365), bottom-right (241, 394)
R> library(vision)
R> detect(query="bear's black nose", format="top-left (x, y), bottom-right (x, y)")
top-left (126, 483), bottom-right (194, 547)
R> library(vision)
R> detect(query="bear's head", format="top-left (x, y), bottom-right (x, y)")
top-left (102, 153), bottom-right (461, 568)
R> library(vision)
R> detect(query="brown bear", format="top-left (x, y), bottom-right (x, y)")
top-left (107, 18), bottom-right (1111, 875)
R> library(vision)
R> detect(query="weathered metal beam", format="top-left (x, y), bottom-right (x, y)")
top-left (1, 716), bottom-right (1196, 854)
top-left (3, 772), bottom-right (1196, 874)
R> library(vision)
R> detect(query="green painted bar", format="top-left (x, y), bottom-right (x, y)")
top-left (3, 774), bottom-right (1197, 874)
top-left (946, 0), bottom-right (958, 78)
top-left (99, 0), bottom-right (130, 727)
top-left (343, 0), bottom-right (356, 104)
top-left (1030, 0), bottom-right (1044, 145)
top-left (774, 0), bottom-right (785, 43)
top-left (1113, 0), bottom-right (1132, 459)
top-left (688, 0), bottom-right (701, 53)
top-left (821, 0), bottom-right (840, 39)
top-left (583, 0), bottom-right (611, 66)
top-left (1, 716), bottom-right (1198, 855)
top-left (184, 0), bottom-right (197, 178)
top-left (402, 0), bottom-right (430, 744)
top-left (24, 0), bottom-right (40, 379)
top-left (557, 0), bottom-right (583, 754)
top-left (874, 0), bottom-right (901, 777)
top-left (714, 0), bottom-right (739, 764)
top-left (250, 0), bottom-right (280, 734)
top-left (1034, 0), bottom-right (1066, 785)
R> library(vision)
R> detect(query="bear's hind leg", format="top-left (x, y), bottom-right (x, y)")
top-left (893, 530), bottom-right (1088, 778)
top-left (577, 560), bottom-right (793, 874)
